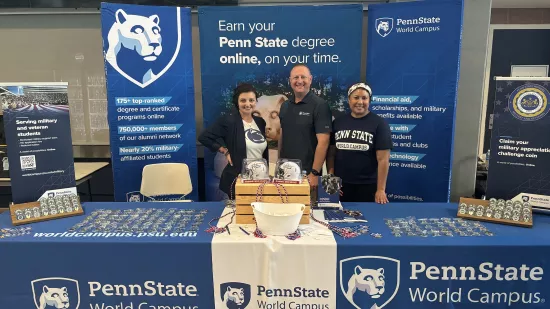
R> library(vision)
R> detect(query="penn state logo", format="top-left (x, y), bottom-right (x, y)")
top-left (508, 83), bottom-right (550, 122)
top-left (375, 18), bottom-right (394, 38)
top-left (340, 256), bottom-right (400, 309)
top-left (126, 191), bottom-right (142, 202)
top-left (31, 277), bottom-right (80, 309)
top-left (103, 5), bottom-right (182, 88)
top-left (245, 128), bottom-right (265, 144)
top-left (220, 282), bottom-right (251, 309)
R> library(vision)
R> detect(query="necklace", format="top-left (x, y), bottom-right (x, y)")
top-left (243, 120), bottom-right (254, 130)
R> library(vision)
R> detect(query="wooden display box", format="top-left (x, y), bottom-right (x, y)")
top-left (235, 177), bottom-right (310, 224)
top-left (9, 200), bottom-right (84, 226)
top-left (457, 197), bottom-right (533, 228)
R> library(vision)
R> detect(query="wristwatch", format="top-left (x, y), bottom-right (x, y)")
top-left (310, 169), bottom-right (321, 176)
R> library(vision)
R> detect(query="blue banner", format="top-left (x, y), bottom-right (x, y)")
top-left (0, 83), bottom-right (77, 204)
top-left (0, 202), bottom-right (217, 309)
top-left (199, 4), bottom-right (363, 201)
top-left (101, 3), bottom-right (198, 202)
top-left (366, 0), bottom-right (464, 202)
top-left (486, 79), bottom-right (550, 199)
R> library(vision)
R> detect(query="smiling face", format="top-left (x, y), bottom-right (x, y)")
top-left (348, 88), bottom-right (370, 117)
top-left (289, 66), bottom-right (312, 97)
top-left (238, 92), bottom-right (257, 117)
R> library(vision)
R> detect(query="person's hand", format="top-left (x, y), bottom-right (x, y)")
top-left (308, 173), bottom-right (318, 188)
top-left (218, 147), bottom-right (233, 166)
top-left (375, 190), bottom-right (389, 204)
top-left (226, 153), bottom-right (233, 166)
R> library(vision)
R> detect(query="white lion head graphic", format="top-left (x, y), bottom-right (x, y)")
top-left (223, 286), bottom-right (245, 307)
top-left (340, 256), bottom-right (400, 309)
top-left (110, 9), bottom-right (162, 61)
top-left (375, 18), bottom-right (394, 38)
top-left (346, 267), bottom-right (385, 309)
top-left (39, 286), bottom-right (70, 309)
top-left (104, 7), bottom-right (181, 88)
top-left (377, 22), bottom-right (389, 33)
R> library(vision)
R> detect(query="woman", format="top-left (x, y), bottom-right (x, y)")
top-left (199, 83), bottom-right (268, 198)
top-left (327, 83), bottom-right (392, 204)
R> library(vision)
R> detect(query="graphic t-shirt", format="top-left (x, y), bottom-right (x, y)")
top-left (330, 113), bottom-right (392, 184)
top-left (243, 120), bottom-right (267, 159)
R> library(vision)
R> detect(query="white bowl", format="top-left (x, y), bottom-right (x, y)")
top-left (251, 202), bottom-right (305, 236)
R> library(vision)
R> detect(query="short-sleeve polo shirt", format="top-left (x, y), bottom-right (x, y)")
top-left (279, 91), bottom-right (332, 173)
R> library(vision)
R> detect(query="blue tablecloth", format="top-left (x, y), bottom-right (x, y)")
top-left (0, 201), bottom-right (548, 309)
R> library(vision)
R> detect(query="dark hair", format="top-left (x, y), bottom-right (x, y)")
top-left (232, 83), bottom-right (259, 109)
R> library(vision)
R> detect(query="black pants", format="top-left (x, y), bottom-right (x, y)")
top-left (340, 183), bottom-right (377, 203)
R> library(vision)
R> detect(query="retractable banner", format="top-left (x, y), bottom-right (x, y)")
top-left (101, 3), bottom-right (198, 202)
top-left (366, 0), bottom-right (464, 202)
top-left (486, 78), bottom-right (550, 200)
top-left (0, 83), bottom-right (76, 204)
top-left (198, 5), bottom-right (363, 200)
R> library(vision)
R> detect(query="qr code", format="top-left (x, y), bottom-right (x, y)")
top-left (20, 155), bottom-right (36, 170)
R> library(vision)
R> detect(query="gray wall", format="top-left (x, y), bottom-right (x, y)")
top-left (450, 0), bottom-right (492, 201)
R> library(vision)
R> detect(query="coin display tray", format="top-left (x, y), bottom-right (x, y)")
top-left (67, 208), bottom-right (208, 234)
top-left (10, 195), bottom-right (83, 226)
top-left (457, 197), bottom-right (533, 228)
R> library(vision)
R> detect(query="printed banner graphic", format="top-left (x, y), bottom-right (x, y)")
top-left (211, 218), bottom-right (337, 309)
top-left (366, 0), bottom-right (464, 202)
top-left (0, 83), bottom-right (76, 204)
top-left (486, 78), bottom-right (550, 200)
top-left (1, 201), bottom-right (550, 309)
top-left (199, 5), bottom-right (363, 200)
top-left (101, 3), bottom-right (198, 202)
top-left (336, 248), bottom-right (549, 308)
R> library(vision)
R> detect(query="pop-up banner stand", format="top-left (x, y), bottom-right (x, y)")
top-left (0, 82), bottom-right (77, 204)
top-left (101, 3), bottom-right (199, 202)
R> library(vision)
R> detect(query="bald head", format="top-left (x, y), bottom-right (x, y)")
top-left (289, 64), bottom-right (312, 98)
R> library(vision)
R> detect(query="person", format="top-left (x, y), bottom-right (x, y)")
top-left (327, 82), bottom-right (392, 204)
top-left (199, 83), bottom-right (268, 198)
top-left (278, 64), bottom-right (332, 189)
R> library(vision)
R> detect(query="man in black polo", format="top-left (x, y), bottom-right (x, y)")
top-left (278, 64), bottom-right (332, 189)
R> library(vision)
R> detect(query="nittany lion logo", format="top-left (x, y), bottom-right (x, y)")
top-left (126, 191), bottom-right (142, 202)
top-left (375, 18), bottom-right (394, 38)
top-left (340, 256), bottom-right (400, 309)
top-left (220, 282), bottom-right (251, 309)
top-left (31, 278), bottom-right (80, 309)
top-left (508, 83), bottom-right (550, 122)
top-left (245, 128), bottom-right (265, 144)
top-left (103, 6), bottom-right (182, 88)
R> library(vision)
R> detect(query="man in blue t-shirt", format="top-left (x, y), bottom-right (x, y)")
top-left (327, 83), bottom-right (392, 203)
